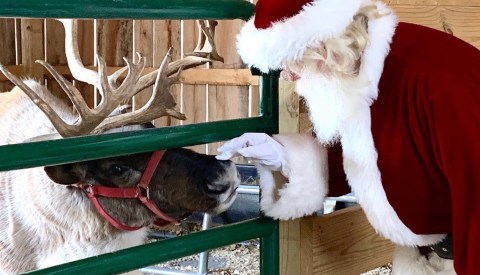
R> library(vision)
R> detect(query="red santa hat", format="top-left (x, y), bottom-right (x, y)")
top-left (237, 0), bottom-right (371, 73)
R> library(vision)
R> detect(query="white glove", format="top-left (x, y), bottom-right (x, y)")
top-left (216, 133), bottom-right (290, 177)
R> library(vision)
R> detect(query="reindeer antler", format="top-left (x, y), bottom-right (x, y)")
top-left (0, 19), bottom-right (214, 138)
top-left (93, 48), bottom-right (186, 133)
top-left (185, 20), bottom-right (224, 63)
top-left (59, 19), bottom-right (209, 96)
top-left (0, 50), bottom-right (181, 136)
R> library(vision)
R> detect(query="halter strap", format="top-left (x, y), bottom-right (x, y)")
top-left (137, 150), bottom-right (178, 224)
top-left (83, 186), bottom-right (142, 231)
top-left (78, 150), bottom-right (178, 231)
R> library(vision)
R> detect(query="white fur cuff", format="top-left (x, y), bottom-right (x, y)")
top-left (257, 134), bottom-right (328, 220)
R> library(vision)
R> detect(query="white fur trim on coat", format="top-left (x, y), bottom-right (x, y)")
top-left (341, 2), bottom-right (444, 247)
top-left (391, 246), bottom-right (456, 275)
top-left (257, 134), bottom-right (328, 220)
top-left (236, 0), bottom-right (368, 73)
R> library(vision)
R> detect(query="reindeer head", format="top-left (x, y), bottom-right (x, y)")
top-left (44, 147), bottom-right (240, 228)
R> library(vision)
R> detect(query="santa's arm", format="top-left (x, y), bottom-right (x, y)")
top-left (257, 134), bottom-right (329, 220)
top-left (216, 133), bottom-right (329, 220)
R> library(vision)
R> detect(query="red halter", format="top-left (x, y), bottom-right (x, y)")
top-left (77, 150), bottom-right (178, 231)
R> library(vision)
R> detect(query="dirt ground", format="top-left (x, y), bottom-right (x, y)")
top-left (144, 242), bottom-right (392, 275)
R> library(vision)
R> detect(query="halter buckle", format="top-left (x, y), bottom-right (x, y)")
top-left (137, 185), bottom-right (151, 200)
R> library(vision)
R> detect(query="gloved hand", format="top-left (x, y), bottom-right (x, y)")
top-left (216, 133), bottom-right (290, 177)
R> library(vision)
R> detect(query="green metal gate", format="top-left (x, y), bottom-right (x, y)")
top-left (0, 1), bottom-right (280, 274)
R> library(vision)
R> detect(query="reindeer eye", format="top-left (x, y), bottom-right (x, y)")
top-left (110, 164), bottom-right (125, 175)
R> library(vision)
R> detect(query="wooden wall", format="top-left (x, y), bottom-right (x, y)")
top-left (388, 0), bottom-right (480, 48)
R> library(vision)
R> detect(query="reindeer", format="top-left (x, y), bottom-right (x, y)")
top-left (0, 19), bottom-right (239, 274)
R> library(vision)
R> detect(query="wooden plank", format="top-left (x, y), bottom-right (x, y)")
top-left (390, 6), bottom-right (480, 48)
top-left (179, 68), bottom-right (258, 86)
top-left (279, 80), bottom-right (299, 134)
top-left (133, 19), bottom-right (154, 118)
top-left (279, 220), bottom-right (302, 275)
top-left (208, 0), bottom-right (260, 154)
top-left (153, 20), bottom-right (182, 127)
top-left (46, 19), bottom-right (95, 107)
top-left (15, 19), bottom-right (22, 65)
top-left (385, 0), bottom-right (480, 6)
top-left (306, 205), bottom-right (395, 275)
top-left (74, 19), bottom-right (95, 108)
top-left (45, 19), bottom-right (66, 66)
top-left (170, 20), bottom-right (183, 127)
top-left (299, 112), bottom-right (313, 135)
top-left (96, 20), bottom-right (133, 66)
top-left (96, 19), bottom-right (133, 108)
top-left (299, 98), bottom-right (313, 135)
top-left (182, 20), bottom-right (207, 153)
top-left (0, 65), bottom-right (258, 86)
top-left (250, 82), bottom-right (260, 118)
top-left (247, 0), bottom-right (260, 119)
top-left (278, 79), bottom-right (301, 275)
top-left (0, 18), bottom-right (16, 92)
top-left (45, 19), bottom-right (69, 104)
top-left (300, 218), bottom-right (314, 275)
top-left (21, 19), bottom-right (44, 80)
top-left (208, 19), bottom-right (249, 155)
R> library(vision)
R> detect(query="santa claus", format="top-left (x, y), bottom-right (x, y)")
top-left (215, 0), bottom-right (480, 274)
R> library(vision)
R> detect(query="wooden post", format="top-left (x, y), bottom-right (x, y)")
top-left (96, 20), bottom-right (133, 66)
top-left (0, 18), bottom-right (16, 91)
top-left (133, 19), bottom-right (154, 116)
top-left (301, 206), bottom-right (395, 275)
top-left (182, 20), bottom-right (207, 153)
top-left (96, 19), bottom-right (133, 108)
top-left (75, 19), bottom-right (95, 107)
top-left (386, 1), bottom-right (480, 49)
top-left (153, 19), bottom-right (181, 127)
top-left (45, 19), bottom-right (69, 103)
top-left (277, 80), bottom-right (301, 275)
top-left (207, 19), bottom-right (249, 155)
top-left (21, 19), bottom-right (44, 80)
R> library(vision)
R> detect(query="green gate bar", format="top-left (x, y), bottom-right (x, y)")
top-left (25, 217), bottom-right (279, 275)
top-left (0, 0), bottom-right (254, 20)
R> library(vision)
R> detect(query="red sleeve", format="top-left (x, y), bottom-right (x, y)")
top-left (311, 132), bottom-right (351, 197)
top-left (327, 144), bottom-right (351, 197)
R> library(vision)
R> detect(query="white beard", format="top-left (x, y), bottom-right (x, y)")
top-left (295, 72), bottom-right (366, 145)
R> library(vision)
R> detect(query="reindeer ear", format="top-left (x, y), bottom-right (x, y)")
top-left (44, 163), bottom-right (87, 185)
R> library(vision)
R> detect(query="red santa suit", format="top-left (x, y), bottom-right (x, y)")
top-left (235, 0), bottom-right (480, 274)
